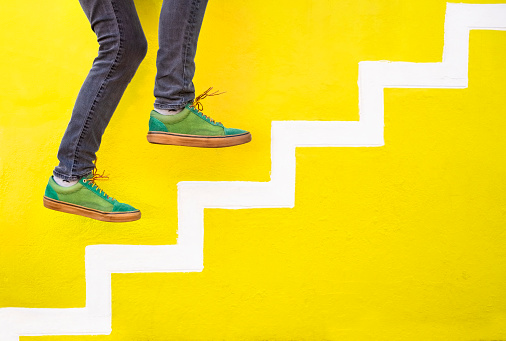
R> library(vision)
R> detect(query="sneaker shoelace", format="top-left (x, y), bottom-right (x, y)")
top-left (82, 159), bottom-right (114, 200)
top-left (190, 87), bottom-right (225, 126)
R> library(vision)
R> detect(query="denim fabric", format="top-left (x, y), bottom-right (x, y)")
top-left (54, 0), bottom-right (208, 181)
top-left (154, 0), bottom-right (208, 110)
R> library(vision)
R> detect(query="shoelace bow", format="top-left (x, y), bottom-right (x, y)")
top-left (190, 87), bottom-right (225, 125)
top-left (82, 159), bottom-right (114, 200)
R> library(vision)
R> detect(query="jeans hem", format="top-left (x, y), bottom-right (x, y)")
top-left (53, 170), bottom-right (92, 182)
top-left (154, 99), bottom-right (192, 110)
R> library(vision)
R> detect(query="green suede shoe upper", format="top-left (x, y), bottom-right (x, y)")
top-left (149, 103), bottom-right (248, 136)
top-left (45, 176), bottom-right (138, 213)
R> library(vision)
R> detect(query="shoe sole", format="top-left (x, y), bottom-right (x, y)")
top-left (147, 131), bottom-right (252, 148)
top-left (43, 196), bottom-right (141, 223)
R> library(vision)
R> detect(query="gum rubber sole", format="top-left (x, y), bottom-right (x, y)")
top-left (147, 131), bottom-right (252, 148)
top-left (43, 196), bottom-right (141, 223)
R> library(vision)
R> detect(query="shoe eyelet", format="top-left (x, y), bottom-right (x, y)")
top-left (82, 179), bottom-right (87, 183)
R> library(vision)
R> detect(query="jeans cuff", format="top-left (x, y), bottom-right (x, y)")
top-left (154, 99), bottom-right (193, 111)
top-left (53, 170), bottom-right (90, 182)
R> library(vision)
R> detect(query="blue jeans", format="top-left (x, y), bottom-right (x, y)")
top-left (54, 0), bottom-right (209, 181)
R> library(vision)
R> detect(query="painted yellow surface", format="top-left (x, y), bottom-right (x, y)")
top-left (1, 0), bottom-right (506, 340)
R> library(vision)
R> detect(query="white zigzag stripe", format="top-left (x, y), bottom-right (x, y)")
top-left (1, 3), bottom-right (505, 339)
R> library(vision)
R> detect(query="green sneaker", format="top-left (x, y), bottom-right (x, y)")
top-left (43, 171), bottom-right (141, 222)
top-left (147, 88), bottom-right (252, 148)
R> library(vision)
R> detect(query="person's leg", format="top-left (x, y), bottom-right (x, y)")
top-left (54, 0), bottom-right (148, 181)
top-left (45, 0), bottom-right (146, 222)
top-left (148, 0), bottom-right (251, 147)
top-left (154, 0), bottom-right (208, 110)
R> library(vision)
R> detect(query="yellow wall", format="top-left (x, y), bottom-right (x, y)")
top-left (1, 0), bottom-right (506, 340)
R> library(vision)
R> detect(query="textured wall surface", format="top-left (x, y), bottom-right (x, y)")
top-left (1, 0), bottom-right (506, 340)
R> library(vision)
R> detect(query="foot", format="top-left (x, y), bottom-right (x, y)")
top-left (147, 88), bottom-right (252, 148)
top-left (43, 172), bottom-right (141, 222)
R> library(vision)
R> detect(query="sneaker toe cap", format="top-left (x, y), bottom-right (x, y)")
top-left (112, 201), bottom-right (139, 213)
top-left (224, 127), bottom-right (249, 136)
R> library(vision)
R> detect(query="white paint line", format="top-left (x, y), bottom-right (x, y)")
top-left (1, 3), bottom-right (505, 338)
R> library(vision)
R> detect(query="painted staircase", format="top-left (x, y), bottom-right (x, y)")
top-left (1, 3), bottom-right (505, 339)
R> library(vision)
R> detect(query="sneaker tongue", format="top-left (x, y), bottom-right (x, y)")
top-left (81, 173), bottom-right (94, 181)
top-left (82, 175), bottom-right (114, 201)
